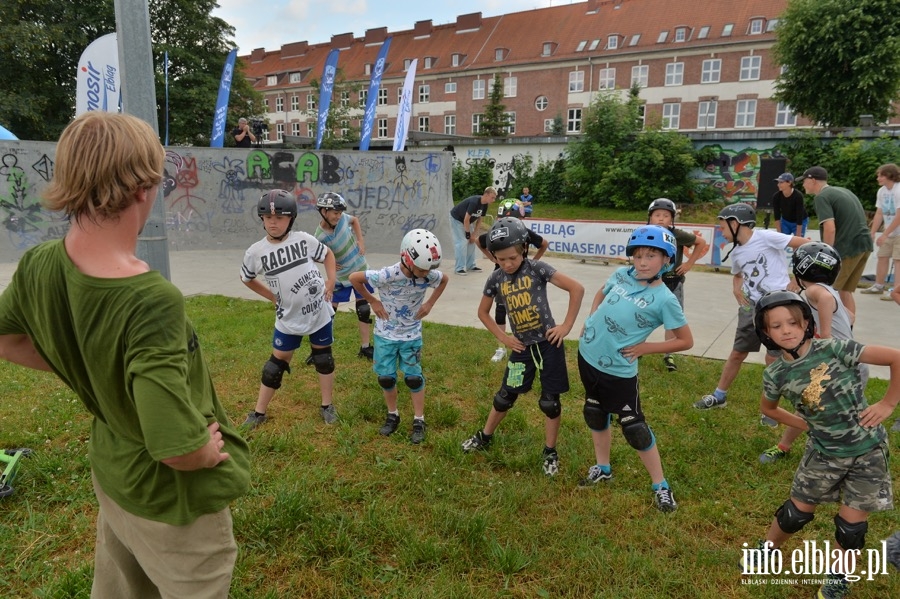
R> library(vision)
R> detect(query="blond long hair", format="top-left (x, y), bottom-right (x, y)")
top-left (43, 112), bottom-right (165, 222)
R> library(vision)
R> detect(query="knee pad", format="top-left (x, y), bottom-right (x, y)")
top-left (310, 346), bottom-right (335, 375)
top-left (261, 355), bottom-right (291, 389)
top-left (404, 374), bottom-right (424, 392)
top-left (377, 375), bottom-right (396, 390)
top-left (355, 299), bottom-right (372, 324)
top-left (492, 388), bottom-right (518, 412)
top-left (774, 499), bottom-right (815, 534)
top-left (834, 515), bottom-right (868, 551)
top-left (538, 393), bottom-right (561, 419)
top-left (582, 398), bottom-right (610, 431)
top-left (620, 415), bottom-right (654, 451)
top-left (495, 302), bottom-right (507, 326)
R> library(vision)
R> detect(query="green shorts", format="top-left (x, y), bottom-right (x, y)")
top-left (791, 440), bottom-right (893, 513)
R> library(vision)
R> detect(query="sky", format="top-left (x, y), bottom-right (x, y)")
top-left (212, 0), bottom-right (556, 54)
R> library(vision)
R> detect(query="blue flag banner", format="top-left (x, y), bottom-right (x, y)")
top-left (393, 59), bottom-right (417, 152)
top-left (210, 48), bottom-right (237, 148)
top-left (359, 37), bottom-right (392, 151)
top-left (315, 49), bottom-right (341, 150)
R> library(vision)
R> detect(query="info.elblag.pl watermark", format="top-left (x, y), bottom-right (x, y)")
top-left (741, 540), bottom-right (892, 585)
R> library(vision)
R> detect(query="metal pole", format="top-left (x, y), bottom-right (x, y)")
top-left (114, 0), bottom-right (171, 280)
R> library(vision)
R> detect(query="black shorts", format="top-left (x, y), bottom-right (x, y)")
top-left (502, 340), bottom-right (569, 396)
top-left (577, 353), bottom-right (643, 420)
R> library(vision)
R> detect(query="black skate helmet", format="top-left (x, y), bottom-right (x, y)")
top-left (792, 242), bottom-right (841, 287)
top-left (257, 189), bottom-right (297, 239)
top-left (754, 290), bottom-right (815, 358)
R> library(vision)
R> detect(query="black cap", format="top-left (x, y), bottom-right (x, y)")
top-left (802, 166), bottom-right (828, 181)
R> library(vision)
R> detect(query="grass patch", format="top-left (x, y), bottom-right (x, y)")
top-left (1, 295), bottom-right (897, 598)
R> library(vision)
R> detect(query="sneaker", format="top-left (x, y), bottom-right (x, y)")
top-left (739, 540), bottom-right (770, 573)
top-left (885, 531), bottom-right (900, 570)
top-left (358, 345), bottom-right (374, 360)
top-left (455, 270), bottom-right (467, 276)
top-left (379, 413), bottom-right (400, 436)
top-left (577, 465), bottom-right (612, 488)
top-left (861, 283), bottom-right (884, 294)
top-left (491, 347), bottom-right (507, 363)
top-left (881, 293), bottom-right (894, 301)
top-left (461, 430), bottom-right (492, 453)
top-left (817, 574), bottom-right (850, 599)
top-left (469, 266), bottom-right (483, 273)
top-left (653, 486), bottom-right (678, 513)
top-left (759, 445), bottom-right (788, 464)
top-left (320, 404), bottom-right (338, 424)
top-left (693, 394), bottom-right (727, 409)
top-left (663, 355), bottom-right (677, 372)
top-left (410, 419), bottom-right (426, 444)
top-left (760, 414), bottom-right (779, 428)
top-left (241, 411), bottom-right (267, 431)
top-left (542, 449), bottom-right (559, 477)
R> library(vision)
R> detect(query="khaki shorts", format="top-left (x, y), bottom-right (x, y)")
top-left (791, 440), bottom-right (893, 513)
top-left (733, 305), bottom-right (782, 356)
top-left (875, 235), bottom-right (900, 260)
top-left (833, 252), bottom-right (869, 292)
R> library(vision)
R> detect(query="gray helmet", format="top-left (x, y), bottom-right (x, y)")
top-left (316, 192), bottom-right (348, 211)
top-left (647, 198), bottom-right (677, 223)
top-left (488, 217), bottom-right (529, 252)
top-left (717, 203), bottom-right (756, 228)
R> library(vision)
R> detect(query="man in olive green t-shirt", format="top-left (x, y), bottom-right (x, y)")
top-left (803, 166), bottom-right (873, 322)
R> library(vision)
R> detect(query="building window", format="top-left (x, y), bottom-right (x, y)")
top-left (306, 95), bottom-right (316, 111)
top-left (740, 55), bottom-right (762, 81)
top-left (262, 128), bottom-right (269, 141)
top-left (444, 114), bottom-right (456, 135)
top-left (403, 58), bottom-right (412, 71)
top-left (505, 112), bottom-right (516, 135)
top-left (637, 104), bottom-right (646, 129)
top-left (377, 118), bottom-right (387, 138)
top-left (722, 23), bottom-right (734, 37)
top-left (749, 18), bottom-right (764, 35)
top-left (289, 72), bottom-right (302, 83)
top-left (567, 108), bottom-right (582, 133)
top-left (378, 88), bottom-right (388, 105)
top-left (472, 113), bottom-right (483, 134)
top-left (418, 116), bottom-right (430, 132)
top-left (340, 120), bottom-right (349, 137)
top-left (542, 42), bottom-right (554, 56)
top-left (698, 26), bottom-right (710, 39)
top-left (358, 90), bottom-right (367, 107)
top-left (674, 27), bottom-right (687, 42)
top-left (494, 48), bottom-right (507, 61)
top-left (290, 95), bottom-right (299, 111)
top-left (264, 98), bottom-right (269, 111)
top-left (607, 35), bottom-right (618, 50)
top-left (629, 34), bottom-right (641, 46)
top-left (452, 53), bottom-right (463, 67)
top-left (569, 70), bottom-right (584, 92)
top-left (735, 99), bottom-right (757, 128)
top-left (419, 84), bottom-right (430, 103)
top-left (291, 122), bottom-right (300, 136)
top-left (276, 123), bottom-right (284, 140)
top-left (535, 96), bottom-right (549, 111)
top-left (398, 87), bottom-right (404, 103)
top-left (473, 79), bottom-right (485, 100)
top-left (599, 68), bottom-right (616, 90)
top-left (662, 103), bottom-right (680, 130)
top-left (576, 40), bottom-right (587, 52)
top-left (340, 91), bottom-right (349, 107)
top-left (775, 103), bottom-right (797, 127)
top-left (697, 101), bottom-right (717, 129)
top-left (445, 81), bottom-right (456, 94)
top-left (701, 59), bottom-right (721, 83)
top-left (266, 75), bottom-right (277, 86)
top-left (504, 76), bottom-right (517, 97)
top-left (424, 56), bottom-right (434, 69)
top-left (656, 31), bottom-right (668, 43)
top-left (631, 65), bottom-right (649, 87)
top-left (364, 64), bottom-right (372, 76)
top-left (589, 39), bottom-right (601, 50)
top-left (275, 96), bottom-right (284, 111)
top-left (767, 19), bottom-right (779, 32)
top-left (544, 118), bottom-right (555, 132)
top-left (665, 62), bottom-right (684, 86)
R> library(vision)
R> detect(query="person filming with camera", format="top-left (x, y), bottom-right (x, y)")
top-left (232, 117), bottom-right (257, 148)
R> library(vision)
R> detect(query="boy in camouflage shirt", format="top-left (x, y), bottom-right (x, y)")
top-left (745, 290), bottom-right (900, 599)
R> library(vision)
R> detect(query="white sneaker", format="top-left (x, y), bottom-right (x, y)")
top-left (491, 347), bottom-right (507, 362)
top-left (861, 284), bottom-right (884, 294)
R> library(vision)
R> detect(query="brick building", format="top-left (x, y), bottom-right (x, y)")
top-left (237, 0), bottom-right (881, 145)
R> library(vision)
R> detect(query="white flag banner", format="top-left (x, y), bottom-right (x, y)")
top-left (393, 59), bottom-right (417, 151)
top-left (75, 33), bottom-right (121, 116)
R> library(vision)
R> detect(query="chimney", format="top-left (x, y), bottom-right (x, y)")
top-left (331, 32), bottom-right (354, 48)
top-left (250, 48), bottom-right (266, 63)
top-left (414, 20), bottom-right (433, 37)
top-left (281, 41), bottom-right (308, 58)
top-left (365, 27), bottom-right (388, 44)
top-left (456, 12), bottom-right (482, 30)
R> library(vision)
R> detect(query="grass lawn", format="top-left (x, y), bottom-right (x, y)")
top-left (0, 295), bottom-right (897, 598)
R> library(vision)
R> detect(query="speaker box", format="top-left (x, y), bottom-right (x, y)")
top-left (756, 157), bottom-right (788, 211)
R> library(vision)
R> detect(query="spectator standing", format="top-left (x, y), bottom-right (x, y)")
top-left (449, 186), bottom-right (497, 275)
top-left (860, 163), bottom-right (900, 300)
top-left (232, 117), bottom-right (256, 147)
top-left (772, 173), bottom-right (808, 236)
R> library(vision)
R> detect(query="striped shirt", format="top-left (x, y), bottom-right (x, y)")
top-left (314, 213), bottom-right (368, 286)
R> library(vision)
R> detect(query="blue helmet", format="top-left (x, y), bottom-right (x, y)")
top-left (626, 225), bottom-right (676, 258)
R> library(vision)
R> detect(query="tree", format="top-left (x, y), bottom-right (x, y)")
top-left (0, 0), bottom-right (263, 143)
top-left (773, 0), bottom-right (900, 128)
top-left (306, 71), bottom-right (362, 149)
top-left (477, 74), bottom-right (510, 137)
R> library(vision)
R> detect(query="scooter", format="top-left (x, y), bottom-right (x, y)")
top-left (0, 448), bottom-right (33, 498)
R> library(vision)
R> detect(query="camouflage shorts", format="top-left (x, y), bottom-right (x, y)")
top-left (791, 440), bottom-right (893, 513)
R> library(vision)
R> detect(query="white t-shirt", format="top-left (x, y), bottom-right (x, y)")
top-left (360, 262), bottom-right (444, 341)
top-left (729, 229), bottom-right (793, 304)
top-left (241, 231), bottom-right (335, 335)
top-left (876, 184), bottom-right (900, 238)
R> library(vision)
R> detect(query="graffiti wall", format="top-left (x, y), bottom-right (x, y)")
top-left (696, 144), bottom-right (784, 204)
top-left (0, 143), bottom-right (453, 262)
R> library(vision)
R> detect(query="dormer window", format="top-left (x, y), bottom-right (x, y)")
top-left (364, 63), bottom-right (372, 75)
top-left (452, 53), bottom-right (464, 67)
top-left (674, 27), bottom-right (688, 42)
top-left (289, 72), bottom-right (302, 83)
top-left (266, 75), bottom-right (277, 86)
top-left (607, 35), bottom-right (618, 50)
top-left (403, 58), bottom-right (412, 71)
top-left (494, 48), bottom-right (509, 61)
top-left (424, 56), bottom-right (435, 69)
top-left (749, 18), bottom-right (764, 35)
top-left (542, 42), bottom-right (557, 56)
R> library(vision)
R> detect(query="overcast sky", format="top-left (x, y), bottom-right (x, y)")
top-left (212, 0), bottom-right (553, 54)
